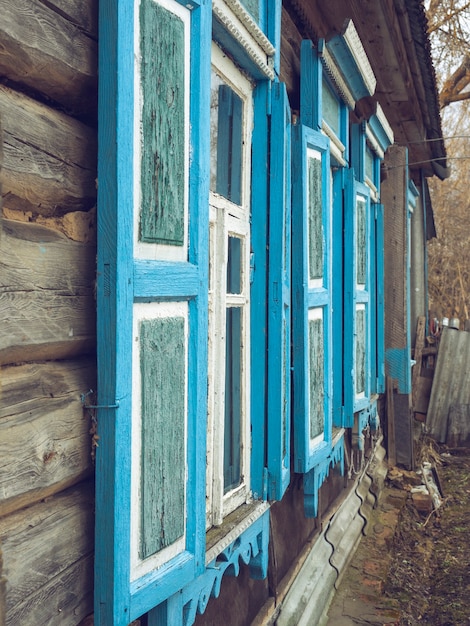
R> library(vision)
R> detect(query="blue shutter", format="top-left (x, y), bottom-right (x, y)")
top-left (267, 82), bottom-right (291, 500)
top-left (292, 124), bottom-right (333, 473)
top-left (344, 173), bottom-right (372, 425)
top-left (95, 1), bottom-right (210, 624)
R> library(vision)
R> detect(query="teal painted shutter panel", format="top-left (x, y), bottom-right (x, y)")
top-left (95, 1), bottom-right (211, 624)
top-left (267, 82), bottom-right (291, 500)
top-left (292, 124), bottom-right (333, 474)
top-left (140, 317), bottom-right (186, 558)
top-left (140, 0), bottom-right (185, 245)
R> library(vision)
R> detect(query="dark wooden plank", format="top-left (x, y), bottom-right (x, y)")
top-left (0, 0), bottom-right (97, 116)
top-left (386, 376), bottom-right (396, 467)
top-left (0, 85), bottom-right (96, 217)
top-left (412, 316), bottom-right (425, 411)
top-left (0, 219), bottom-right (96, 365)
top-left (0, 359), bottom-right (95, 517)
top-left (0, 483), bottom-right (94, 626)
top-left (42, 0), bottom-right (98, 38)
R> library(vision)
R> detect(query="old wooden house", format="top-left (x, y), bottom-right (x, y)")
top-left (0, 0), bottom-right (447, 625)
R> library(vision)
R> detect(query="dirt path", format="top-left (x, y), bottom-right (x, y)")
top-left (385, 447), bottom-right (470, 625)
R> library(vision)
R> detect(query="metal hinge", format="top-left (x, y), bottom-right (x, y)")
top-left (80, 389), bottom-right (120, 410)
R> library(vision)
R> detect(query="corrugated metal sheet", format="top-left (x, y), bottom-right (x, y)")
top-left (426, 328), bottom-right (470, 442)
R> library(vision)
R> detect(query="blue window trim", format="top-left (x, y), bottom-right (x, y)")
top-left (147, 508), bottom-right (269, 626)
top-left (96, 1), bottom-right (211, 623)
top-left (344, 174), bottom-right (372, 425)
top-left (267, 81), bottom-right (292, 500)
top-left (292, 123), bottom-right (333, 474)
top-left (250, 81), bottom-right (270, 501)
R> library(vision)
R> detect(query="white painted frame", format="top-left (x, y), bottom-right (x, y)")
top-left (207, 42), bottom-right (253, 528)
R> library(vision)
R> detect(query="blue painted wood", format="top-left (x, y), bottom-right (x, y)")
top-left (326, 31), bottom-right (375, 102)
top-left (292, 124), bottom-right (333, 474)
top-left (96, 1), bottom-right (211, 623)
top-left (134, 260), bottom-right (199, 300)
top-left (303, 434), bottom-right (344, 518)
top-left (300, 40), bottom-right (321, 130)
top-left (266, 0), bottom-right (282, 74)
top-left (250, 82), bottom-right (269, 501)
top-left (267, 82), bottom-right (291, 500)
top-left (96, 1), bottom-right (135, 623)
top-left (147, 593), bottom-right (183, 626)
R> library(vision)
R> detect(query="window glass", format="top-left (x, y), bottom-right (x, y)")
top-left (211, 73), bottom-right (243, 205)
top-left (322, 78), bottom-right (340, 135)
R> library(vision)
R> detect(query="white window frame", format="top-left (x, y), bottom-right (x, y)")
top-left (207, 43), bottom-right (253, 528)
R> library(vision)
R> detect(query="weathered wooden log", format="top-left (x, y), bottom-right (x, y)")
top-left (0, 219), bottom-right (96, 365)
top-left (0, 0), bottom-right (97, 117)
top-left (0, 482), bottom-right (94, 626)
top-left (43, 0), bottom-right (98, 39)
top-left (0, 85), bottom-right (97, 217)
top-left (0, 359), bottom-right (95, 517)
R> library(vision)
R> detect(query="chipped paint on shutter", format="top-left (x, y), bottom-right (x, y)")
top-left (140, 316), bottom-right (186, 558)
top-left (309, 312), bottom-right (324, 440)
top-left (139, 0), bottom-right (185, 245)
top-left (356, 195), bottom-right (366, 285)
top-left (356, 306), bottom-right (366, 395)
top-left (308, 152), bottom-right (323, 281)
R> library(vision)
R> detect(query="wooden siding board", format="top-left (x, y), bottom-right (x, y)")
top-left (6, 555), bottom-right (93, 626)
top-left (0, 0), bottom-right (97, 116)
top-left (0, 359), bottom-right (95, 517)
top-left (0, 219), bottom-right (96, 365)
top-left (0, 483), bottom-right (94, 626)
top-left (0, 85), bottom-right (97, 217)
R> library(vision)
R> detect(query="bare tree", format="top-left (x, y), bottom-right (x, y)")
top-left (425, 1), bottom-right (470, 323)
top-left (426, 0), bottom-right (470, 108)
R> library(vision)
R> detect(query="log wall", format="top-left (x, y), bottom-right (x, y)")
top-left (0, 0), bottom-right (98, 624)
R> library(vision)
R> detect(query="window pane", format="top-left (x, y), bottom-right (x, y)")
top-left (322, 78), bottom-right (340, 135)
top-left (210, 72), bottom-right (243, 204)
top-left (365, 146), bottom-right (374, 183)
top-left (224, 306), bottom-right (242, 493)
top-left (227, 236), bottom-right (242, 294)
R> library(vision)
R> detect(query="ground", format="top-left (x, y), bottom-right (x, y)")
top-left (385, 443), bottom-right (470, 625)
top-left (324, 439), bottom-right (470, 626)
